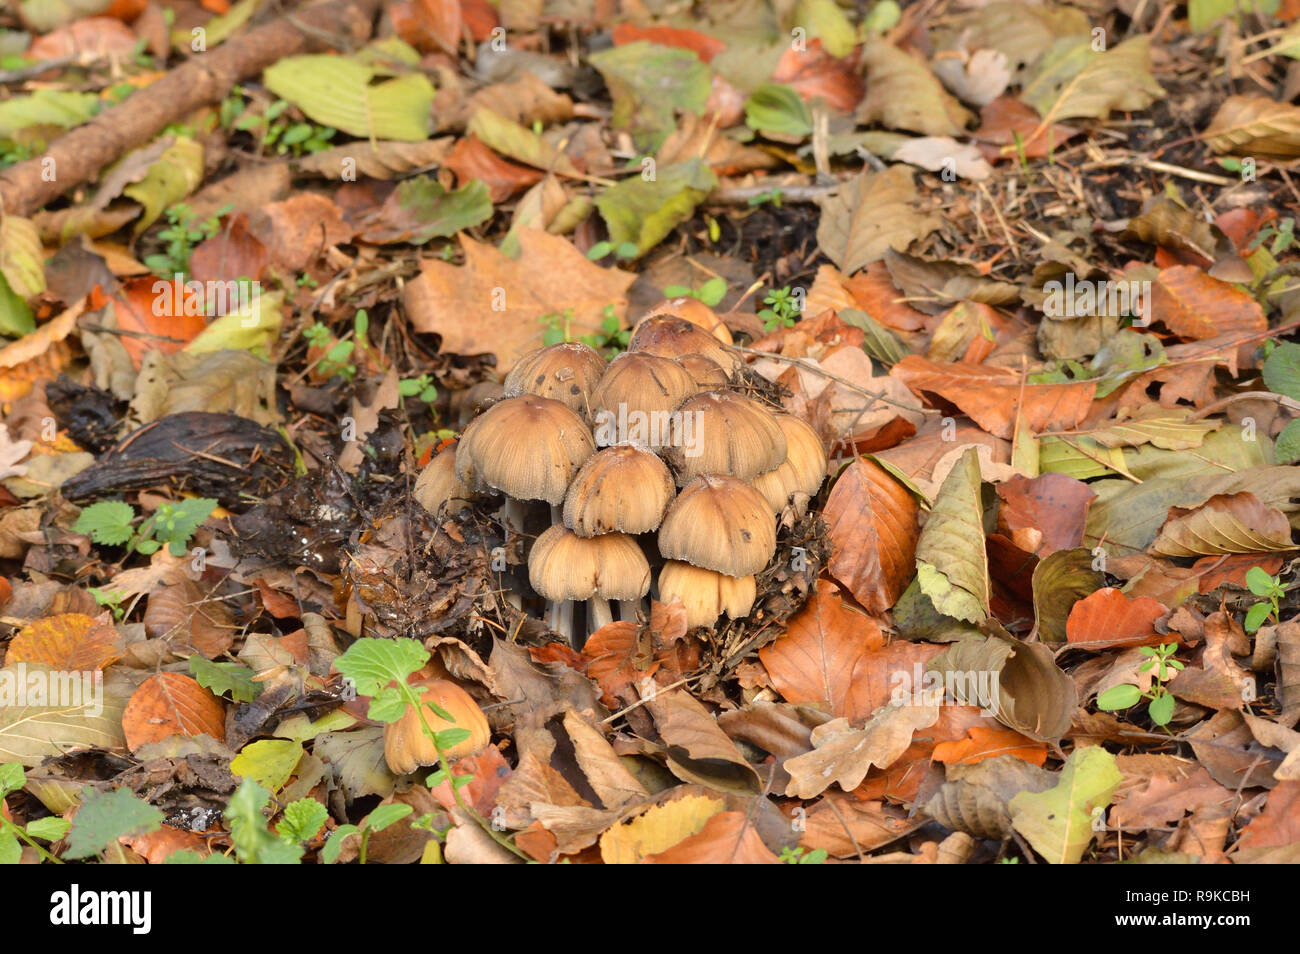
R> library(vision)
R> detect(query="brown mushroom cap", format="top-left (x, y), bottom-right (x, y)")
top-left (664, 390), bottom-right (787, 484)
top-left (641, 297), bottom-right (733, 345)
top-left (503, 342), bottom-right (607, 412)
top-left (750, 414), bottom-right (828, 512)
top-left (563, 445), bottom-right (675, 536)
top-left (451, 380), bottom-right (505, 428)
top-left (529, 525), bottom-right (651, 601)
top-left (658, 474), bottom-right (776, 576)
top-left (414, 444), bottom-right (476, 515)
top-left (590, 351), bottom-right (697, 423)
top-left (627, 316), bottom-right (740, 375)
top-left (676, 353), bottom-right (729, 389)
top-left (384, 679), bottom-right (491, 774)
top-left (455, 395), bottom-right (595, 504)
top-left (658, 561), bottom-right (756, 628)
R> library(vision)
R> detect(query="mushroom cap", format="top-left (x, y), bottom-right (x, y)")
top-left (641, 297), bottom-right (733, 345)
top-left (451, 380), bottom-right (505, 429)
top-left (503, 342), bottom-right (607, 412)
top-left (414, 444), bottom-right (476, 515)
top-left (676, 353), bottom-right (730, 389)
top-left (664, 390), bottom-right (787, 484)
top-left (628, 315), bottom-right (740, 375)
top-left (529, 525), bottom-right (652, 601)
top-left (750, 414), bottom-right (828, 512)
top-left (563, 444), bottom-right (675, 536)
top-left (383, 679), bottom-right (491, 774)
top-left (455, 395), bottom-right (595, 504)
top-left (590, 350), bottom-right (697, 422)
top-left (658, 561), bottom-right (756, 628)
top-left (658, 474), bottom-right (776, 576)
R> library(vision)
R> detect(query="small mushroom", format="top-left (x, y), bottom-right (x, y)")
top-left (628, 315), bottom-right (741, 376)
top-left (659, 474), bottom-right (776, 577)
top-left (664, 390), bottom-right (787, 484)
top-left (413, 444), bottom-right (477, 515)
top-left (640, 297), bottom-right (733, 345)
top-left (503, 342), bottom-right (607, 412)
top-left (590, 352), bottom-right (697, 452)
top-left (750, 414), bottom-right (828, 514)
top-left (384, 679), bottom-right (491, 775)
top-left (455, 394), bottom-right (595, 529)
top-left (529, 524), bottom-right (651, 645)
top-left (658, 560), bottom-right (756, 629)
top-left (676, 353), bottom-right (729, 389)
top-left (563, 444), bottom-right (675, 536)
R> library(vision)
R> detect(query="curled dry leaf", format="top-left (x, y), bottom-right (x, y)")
top-left (599, 793), bottom-right (724, 864)
top-left (1203, 95), bottom-right (1300, 157)
top-left (914, 446), bottom-right (989, 625)
top-left (814, 166), bottom-right (943, 274)
top-left (824, 457), bottom-right (919, 614)
top-left (642, 810), bottom-right (780, 864)
top-left (1151, 266), bottom-right (1266, 341)
top-left (645, 690), bottom-right (761, 795)
top-left (143, 578), bottom-right (236, 658)
top-left (925, 755), bottom-right (1054, 840)
top-left (122, 672), bottom-right (226, 751)
top-left (1150, 492), bottom-right (1294, 558)
top-left (783, 702), bottom-right (940, 799)
top-left (1031, 547), bottom-right (1104, 644)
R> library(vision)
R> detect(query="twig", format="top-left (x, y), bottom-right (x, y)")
top-left (731, 345), bottom-right (939, 415)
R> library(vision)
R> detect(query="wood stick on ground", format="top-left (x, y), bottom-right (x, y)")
top-left (0, 0), bottom-right (384, 218)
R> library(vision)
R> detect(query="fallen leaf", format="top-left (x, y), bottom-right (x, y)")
top-left (122, 672), bottom-right (226, 750)
top-left (824, 457), bottom-right (918, 614)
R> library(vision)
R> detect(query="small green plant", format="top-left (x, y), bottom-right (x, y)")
top-left (143, 203), bottom-right (230, 277)
top-left (585, 240), bottom-right (639, 262)
top-left (778, 846), bottom-right (827, 864)
top-left (746, 188), bottom-right (784, 208)
top-left (1096, 643), bottom-right (1185, 728)
top-left (322, 803), bottom-right (414, 865)
top-left (304, 310), bottom-right (377, 380)
top-left (538, 305), bottom-right (629, 356)
top-left (296, 273), bottom-right (319, 289)
top-left (758, 286), bottom-right (801, 332)
top-left (1244, 566), bottom-right (1286, 633)
top-left (1249, 217), bottom-right (1296, 256)
top-left (400, 373), bottom-right (439, 404)
top-left (73, 498), bottom-right (218, 557)
top-left (0, 764), bottom-right (69, 864)
top-left (88, 586), bottom-right (127, 621)
top-left (227, 95), bottom-right (336, 156)
top-left (662, 277), bottom-right (727, 308)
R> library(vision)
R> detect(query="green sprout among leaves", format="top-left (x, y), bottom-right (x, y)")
top-left (1096, 643), bottom-right (1184, 728)
top-left (0, 764), bottom-right (69, 864)
top-left (400, 373), bottom-right (439, 404)
top-left (88, 586), bottom-right (127, 621)
top-left (662, 277), bottom-right (727, 308)
top-left (585, 240), bottom-right (639, 262)
top-left (759, 286), bottom-right (801, 332)
top-left (144, 203), bottom-right (231, 278)
top-left (779, 846), bottom-right (827, 864)
top-left (73, 498), bottom-right (218, 557)
top-left (1244, 566), bottom-right (1286, 633)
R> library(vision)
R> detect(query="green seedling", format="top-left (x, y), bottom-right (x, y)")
top-left (779, 846), bottom-right (827, 864)
top-left (88, 586), bottom-right (127, 621)
top-left (662, 277), bottom-right (727, 308)
top-left (144, 203), bottom-right (230, 278)
top-left (585, 240), bottom-right (639, 262)
top-left (0, 764), bottom-right (69, 864)
top-left (1096, 642), bottom-right (1185, 728)
top-left (758, 286), bottom-right (801, 332)
top-left (400, 373), bottom-right (439, 404)
top-left (1244, 566), bottom-right (1286, 632)
top-left (73, 498), bottom-right (218, 557)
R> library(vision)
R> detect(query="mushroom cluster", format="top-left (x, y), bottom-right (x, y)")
top-left (417, 298), bottom-right (828, 645)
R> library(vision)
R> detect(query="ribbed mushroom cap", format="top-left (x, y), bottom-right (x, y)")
top-left (455, 395), bottom-right (595, 505)
top-left (628, 316), bottom-right (740, 375)
top-left (676, 353), bottom-right (729, 389)
top-left (503, 342), bottom-right (607, 412)
top-left (750, 414), bottom-right (828, 512)
top-left (641, 297), bottom-right (733, 345)
top-left (658, 474), bottom-right (776, 576)
top-left (590, 351), bottom-right (697, 422)
top-left (665, 390), bottom-right (787, 484)
top-left (451, 380), bottom-right (504, 428)
top-left (658, 561), bottom-right (756, 628)
top-left (414, 444), bottom-right (476, 515)
top-left (563, 444), bottom-right (675, 536)
top-left (529, 525), bottom-right (651, 601)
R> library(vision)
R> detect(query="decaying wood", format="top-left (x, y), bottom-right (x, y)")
top-left (0, 0), bottom-right (385, 218)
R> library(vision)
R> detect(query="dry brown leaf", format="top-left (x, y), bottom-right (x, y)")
top-left (121, 672), bottom-right (225, 751)
top-left (142, 579), bottom-right (235, 658)
top-left (5, 612), bottom-right (123, 670)
top-left (1150, 492), bottom-right (1294, 557)
top-left (783, 702), bottom-right (940, 799)
top-left (824, 458), bottom-right (919, 614)
top-left (1151, 266), bottom-right (1266, 341)
top-left (815, 166), bottom-right (943, 274)
top-left (641, 809), bottom-right (780, 864)
top-left (1204, 95), bottom-right (1300, 157)
top-left (645, 690), bottom-right (761, 795)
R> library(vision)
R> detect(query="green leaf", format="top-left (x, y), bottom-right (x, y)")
top-left (1021, 36), bottom-right (1164, 126)
top-left (794, 0), bottom-right (857, 57)
top-left (744, 83), bottom-right (813, 139)
top-left (364, 803), bottom-right (414, 833)
top-left (359, 176), bottom-right (493, 245)
top-left (321, 823), bottom-right (359, 864)
top-left (276, 798), bottom-right (328, 844)
top-left (226, 778), bottom-right (303, 864)
top-left (151, 497), bottom-right (217, 551)
top-left (0, 830), bottom-right (20, 865)
top-left (839, 308), bottom-right (910, 366)
top-left (433, 728), bottom-right (470, 750)
top-left (697, 277), bottom-right (727, 306)
top-left (0, 215), bottom-right (46, 300)
top-left (64, 787), bottom-right (164, 859)
top-left (230, 739), bottom-right (303, 794)
top-left (1275, 418), bottom-right (1300, 464)
top-left (1010, 746), bottom-right (1121, 864)
top-left (1096, 683), bottom-right (1143, 711)
top-left (333, 637), bottom-right (429, 699)
top-left (122, 136), bottom-right (205, 235)
top-left (1188, 0), bottom-right (1278, 33)
top-left (189, 656), bottom-right (261, 703)
top-left (467, 108), bottom-right (579, 174)
top-left (164, 849), bottom-right (235, 864)
top-left (263, 55), bottom-right (434, 142)
top-left (589, 42), bottom-right (710, 152)
top-left (0, 90), bottom-right (98, 139)
top-left (1245, 600), bottom-right (1274, 632)
top-left (0, 763), bottom-right (25, 796)
top-left (1146, 691), bottom-right (1175, 726)
top-left (72, 501), bottom-right (136, 546)
top-left (0, 273), bottom-right (34, 338)
top-left (1245, 565), bottom-right (1278, 597)
top-left (24, 816), bottom-right (70, 842)
top-left (594, 159), bottom-right (717, 258)
top-left (1263, 341), bottom-right (1300, 401)
top-left (914, 447), bottom-right (989, 623)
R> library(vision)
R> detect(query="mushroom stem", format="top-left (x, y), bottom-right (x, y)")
top-left (547, 599), bottom-right (574, 642)
top-left (502, 497), bottom-right (528, 536)
top-left (588, 596), bottom-right (614, 631)
top-left (550, 504), bottom-right (562, 524)
top-left (617, 599), bottom-right (642, 622)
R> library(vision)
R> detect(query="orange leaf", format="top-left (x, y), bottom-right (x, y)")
top-left (641, 811), bottom-right (780, 864)
top-left (28, 17), bottom-right (138, 60)
top-left (611, 24), bottom-right (726, 63)
top-left (1065, 587), bottom-right (1168, 650)
top-left (931, 726), bottom-right (1048, 766)
top-left (122, 826), bottom-right (212, 863)
top-left (122, 672), bottom-right (226, 750)
top-left (844, 262), bottom-right (927, 332)
top-left (995, 473), bottom-right (1096, 558)
top-left (771, 39), bottom-right (863, 113)
top-left (1194, 553), bottom-right (1284, 594)
top-left (110, 277), bottom-right (208, 369)
top-left (444, 135), bottom-right (543, 202)
top-left (824, 458), bottom-right (918, 613)
top-left (973, 96), bottom-right (1079, 160)
top-left (7, 612), bottom-right (123, 671)
top-left (1151, 266), bottom-right (1266, 341)
top-left (582, 620), bottom-right (700, 710)
top-left (891, 355), bottom-right (1095, 439)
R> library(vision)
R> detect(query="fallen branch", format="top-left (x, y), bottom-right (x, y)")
top-left (0, 0), bottom-right (384, 218)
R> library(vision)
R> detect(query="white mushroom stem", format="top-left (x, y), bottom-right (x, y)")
top-left (588, 596), bottom-right (614, 631)
top-left (547, 599), bottom-right (574, 642)
top-left (502, 497), bottom-right (527, 536)
top-left (550, 504), bottom-right (563, 524)
top-left (617, 599), bottom-right (642, 622)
